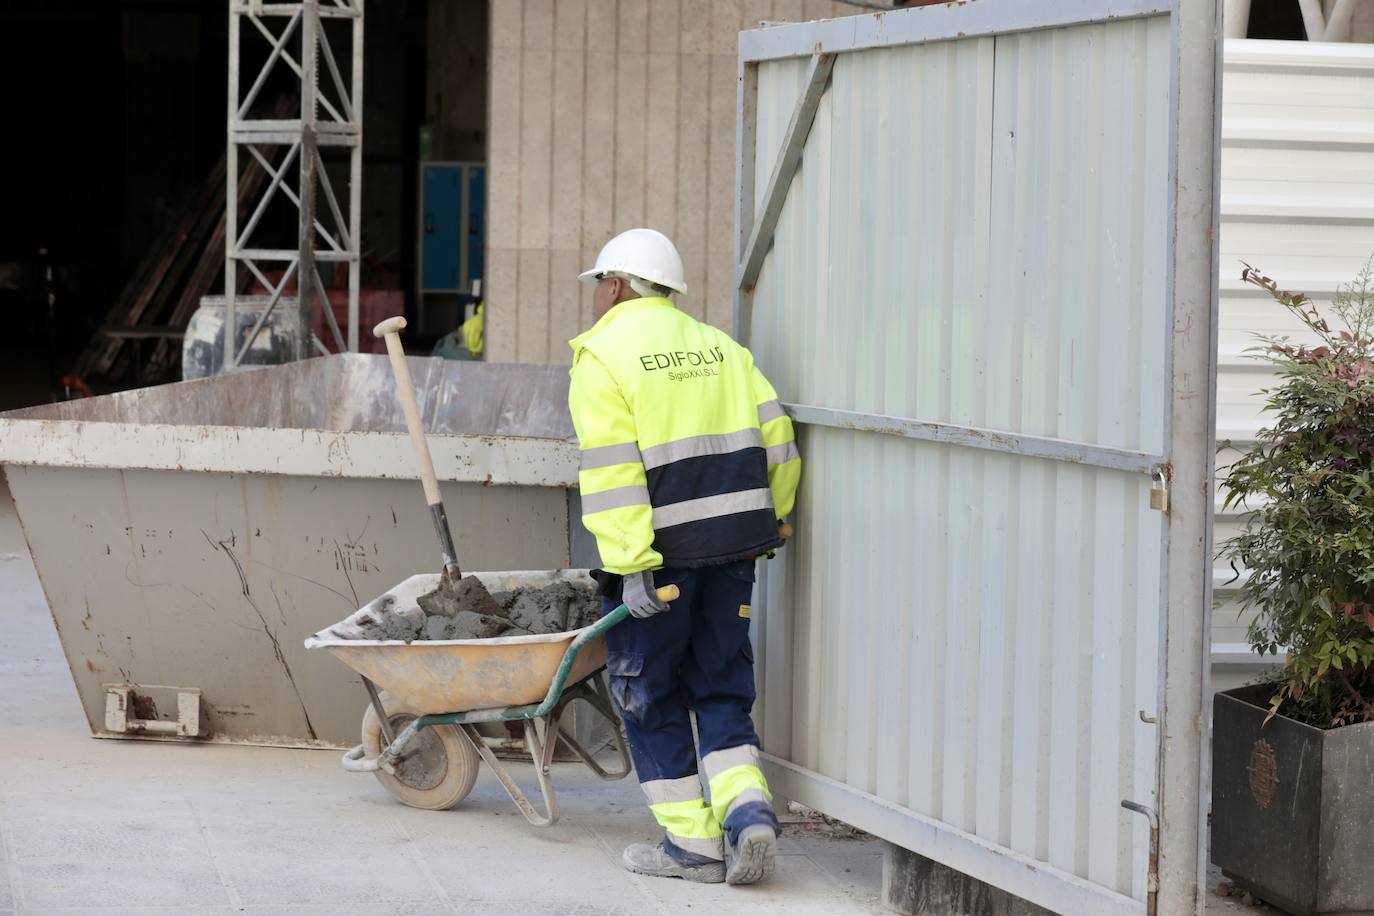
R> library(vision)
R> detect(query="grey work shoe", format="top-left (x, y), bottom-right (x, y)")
top-left (725, 823), bottom-right (777, 886)
top-left (622, 842), bottom-right (726, 883)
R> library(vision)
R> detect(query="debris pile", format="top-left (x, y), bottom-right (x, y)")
top-left (331, 578), bottom-right (600, 642)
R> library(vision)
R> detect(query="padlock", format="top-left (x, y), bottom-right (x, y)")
top-left (1150, 468), bottom-right (1169, 513)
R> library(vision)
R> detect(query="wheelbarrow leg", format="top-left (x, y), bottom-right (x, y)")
top-left (361, 676), bottom-right (395, 745)
top-left (339, 676), bottom-right (402, 772)
top-left (458, 722), bottom-right (561, 827)
top-left (554, 676), bottom-right (633, 781)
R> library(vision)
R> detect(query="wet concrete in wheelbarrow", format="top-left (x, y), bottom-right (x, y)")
top-left (344, 576), bottom-right (601, 642)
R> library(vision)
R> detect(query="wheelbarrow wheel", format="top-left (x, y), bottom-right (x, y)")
top-left (361, 692), bottom-right (480, 811)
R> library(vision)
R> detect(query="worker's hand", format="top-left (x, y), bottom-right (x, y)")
top-left (622, 570), bottom-right (670, 619)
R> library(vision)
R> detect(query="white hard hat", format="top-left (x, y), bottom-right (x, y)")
top-left (578, 228), bottom-right (688, 295)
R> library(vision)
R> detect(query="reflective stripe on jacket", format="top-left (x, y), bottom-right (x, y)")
top-left (568, 297), bottom-right (801, 575)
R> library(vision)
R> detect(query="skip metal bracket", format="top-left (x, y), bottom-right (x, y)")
top-left (104, 684), bottom-right (204, 738)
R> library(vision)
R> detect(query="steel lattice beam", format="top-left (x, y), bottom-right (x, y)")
top-left (225, 0), bottom-right (363, 371)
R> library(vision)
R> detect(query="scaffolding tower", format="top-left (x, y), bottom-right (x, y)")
top-left (225, 0), bottom-right (363, 370)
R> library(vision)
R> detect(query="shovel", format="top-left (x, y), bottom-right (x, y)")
top-left (373, 316), bottom-right (499, 615)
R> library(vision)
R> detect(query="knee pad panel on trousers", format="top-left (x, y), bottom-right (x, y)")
top-left (607, 653), bottom-right (650, 726)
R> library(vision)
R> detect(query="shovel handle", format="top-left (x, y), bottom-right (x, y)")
top-left (373, 317), bottom-right (442, 508)
top-left (374, 316), bottom-right (406, 337)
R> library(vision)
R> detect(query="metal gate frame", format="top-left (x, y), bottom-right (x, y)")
top-left (733, 2), bottom-right (1221, 914)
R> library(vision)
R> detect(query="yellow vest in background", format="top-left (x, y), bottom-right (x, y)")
top-left (461, 304), bottom-right (484, 358)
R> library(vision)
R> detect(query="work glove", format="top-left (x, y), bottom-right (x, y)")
top-left (622, 569), bottom-right (669, 619)
top-left (762, 519), bottom-right (793, 560)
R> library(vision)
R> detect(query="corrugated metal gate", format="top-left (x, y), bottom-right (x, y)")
top-left (734, 3), bottom-right (1220, 914)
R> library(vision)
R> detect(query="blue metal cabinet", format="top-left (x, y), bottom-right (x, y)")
top-left (419, 162), bottom-right (485, 294)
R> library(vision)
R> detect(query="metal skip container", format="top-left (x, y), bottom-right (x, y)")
top-left (0, 353), bottom-right (583, 748)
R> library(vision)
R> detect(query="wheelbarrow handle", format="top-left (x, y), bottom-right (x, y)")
top-left (533, 584), bottom-right (679, 718)
top-left (582, 584), bottom-right (680, 637)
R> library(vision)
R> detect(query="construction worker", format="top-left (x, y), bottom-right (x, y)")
top-left (461, 302), bottom-right (483, 358)
top-left (567, 228), bottom-right (801, 886)
top-left (431, 281), bottom-right (484, 361)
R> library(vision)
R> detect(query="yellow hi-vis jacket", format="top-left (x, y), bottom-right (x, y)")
top-left (568, 297), bottom-right (801, 575)
top-left (461, 303), bottom-right (484, 358)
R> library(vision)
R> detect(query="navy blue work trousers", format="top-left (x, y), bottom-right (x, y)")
top-left (602, 560), bottom-right (778, 864)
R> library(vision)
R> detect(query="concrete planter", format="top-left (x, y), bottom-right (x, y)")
top-left (1212, 685), bottom-right (1374, 915)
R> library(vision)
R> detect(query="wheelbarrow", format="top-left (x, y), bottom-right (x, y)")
top-left (304, 569), bottom-right (674, 826)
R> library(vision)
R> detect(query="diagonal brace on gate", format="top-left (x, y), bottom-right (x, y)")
top-left (736, 50), bottom-right (835, 293)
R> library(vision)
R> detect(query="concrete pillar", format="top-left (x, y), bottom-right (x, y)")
top-left (881, 843), bottom-right (1056, 916)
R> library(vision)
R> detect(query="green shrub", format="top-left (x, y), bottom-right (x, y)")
top-left (1221, 258), bottom-right (1374, 728)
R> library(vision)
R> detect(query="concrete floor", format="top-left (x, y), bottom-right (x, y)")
top-left (0, 482), bottom-right (883, 915)
top-left (1207, 865), bottom-right (1278, 915)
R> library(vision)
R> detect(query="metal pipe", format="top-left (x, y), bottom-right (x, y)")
top-left (124, 720), bottom-right (184, 736)
top-left (347, 0), bottom-right (363, 352)
top-left (378, 717), bottom-right (423, 765)
top-left (1323, 0), bottom-right (1356, 41)
top-left (1297, 0), bottom-right (1326, 39)
top-left (1223, 0), bottom-right (1251, 38)
top-left (785, 402), bottom-right (1166, 475)
top-left (361, 675), bottom-right (395, 745)
top-left (1121, 801), bottom-right (1161, 916)
top-left (732, 58), bottom-right (759, 344)
top-left (429, 503), bottom-right (460, 576)
top-left (226, 4), bottom-right (240, 372)
top-left (341, 744), bottom-right (381, 772)
top-left (297, 0), bottom-right (319, 362)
